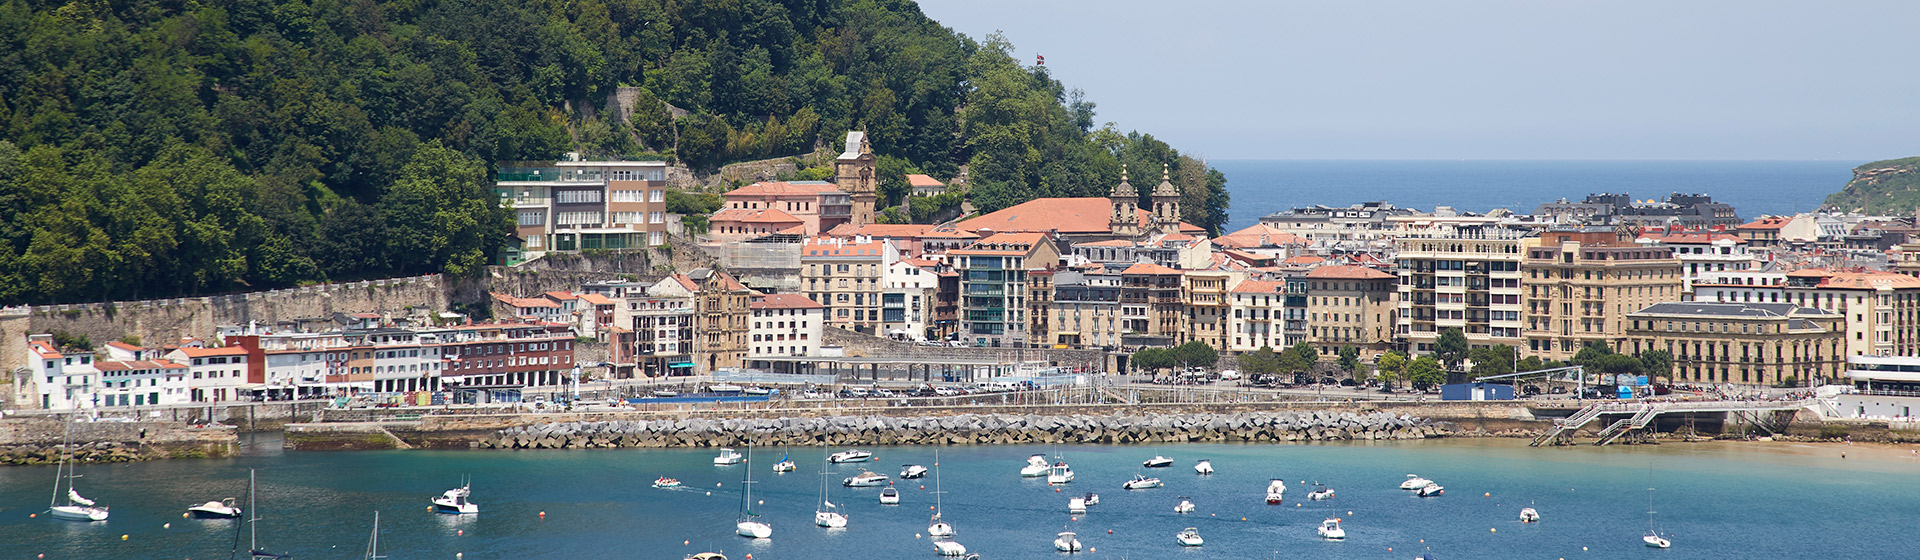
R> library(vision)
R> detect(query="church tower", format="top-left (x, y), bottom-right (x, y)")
top-left (836, 131), bottom-right (879, 227)
top-left (1151, 163), bottom-right (1182, 235)
top-left (1109, 165), bottom-right (1140, 238)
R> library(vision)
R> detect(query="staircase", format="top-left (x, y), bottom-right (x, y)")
top-left (1531, 403), bottom-right (1610, 447)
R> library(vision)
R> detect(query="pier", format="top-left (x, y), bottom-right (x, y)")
top-left (1530, 399), bottom-right (1811, 446)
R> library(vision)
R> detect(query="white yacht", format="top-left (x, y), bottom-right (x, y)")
top-left (1067, 496), bottom-right (1087, 514)
top-left (188, 497), bottom-right (241, 519)
top-left (1054, 531), bottom-right (1083, 552)
top-left (735, 446), bottom-right (771, 539)
top-left (1046, 461), bottom-right (1075, 485)
top-left (1193, 459), bottom-right (1213, 475)
top-left (1400, 474), bottom-right (1433, 490)
top-left (714, 448), bottom-right (744, 465)
top-left (1175, 527), bottom-right (1204, 547)
top-left (815, 451), bottom-right (848, 529)
top-left (1265, 479), bottom-right (1287, 504)
top-left (1417, 483), bottom-right (1445, 497)
top-left (432, 477), bottom-right (479, 515)
top-left (901, 464), bottom-right (928, 479)
top-left (653, 477), bottom-right (682, 489)
top-left (1519, 507), bottom-right (1540, 523)
top-left (1317, 517), bottom-right (1346, 540)
top-left (1021, 454), bottom-right (1051, 477)
top-left (709, 383), bottom-right (745, 393)
top-left (933, 540), bottom-right (968, 556)
top-left (1122, 474), bottom-right (1162, 490)
top-left (1173, 497), bottom-right (1195, 513)
top-left (1645, 470), bottom-right (1670, 548)
top-left (879, 486), bottom-right (900, 505)
top-left (1142, 455), bottom-right (1173, 468)
top-left (828, 449), bottom-right (872, 463)
top-left (842, 471), bottom-right (890, 487)
top-left (1307, 485), bottom-right (1335, 501)
top-left (46, 419), bottom-right (108, 522)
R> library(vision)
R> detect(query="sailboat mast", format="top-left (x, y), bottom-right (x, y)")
top-left (366, 510), bottom-right (381, 560)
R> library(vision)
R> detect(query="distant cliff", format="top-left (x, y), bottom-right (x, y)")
top-left (1821, 157), bottom-right (1920, 213)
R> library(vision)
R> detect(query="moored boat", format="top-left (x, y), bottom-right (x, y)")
top-left (1143, 455), bottom-right (1173, 468)
top-left (1175, 527), bottom-right (1203, 547)
top-left (1020, 454), bottom-right (1050, 477)
top-left (1046, 460), bottom-right (1075, 485)
top-left (1174, 497), bottom-right (1195, 513)
top-left (1307, 484), bottom-right (1335, 501)
top-left (843, 470), bottom-right (890, 487)
top-left (188, 498), bottom-right (241, 519)
top-left (828, 449), bottom-right (873, 463)
top-left (432, 483), bottom-right (479, 515)
top-left (1122, 474), bottom-right (1162, 490)
top-left (1054, 531), bottom-right (1083, 552)
top-left (1193, 459), bottom-right (1213, 475)
top-left (880, 486), bottom-right (900, 504)
top-left (1417, 483), bottom-right (1445, 497)
top-left (1519, 507), bottom-right (1540, 523)
top-left (1400, 474), bottom-right (1433, 490)
top-left (714, 448), bottom-right (744, 465)
top-left (653, 477), bottom-right (682, 489)
top-left (1317, 517), bottom-right (1346, 540)
top-left (1265, 479), bottom-right (1287, 504)
top-left (901, 464), bottom-right (928, 479)
top-left (1067, 496), bottom-right (1087, 514)
top-left (933, 540), bottom-right (968, 556)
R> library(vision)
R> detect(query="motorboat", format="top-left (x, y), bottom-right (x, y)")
top-left (933, 540), bottom-right (968, 556)
top-left (1046, 461), bottom-right (1075, 484)
top-left (433, 484), bottom-right (479, 515)
top-left (1143, 455), bottom-right (1173, 468)
top-left (1519, 507), bottom-right (1540, 523)
top-left (1416, 483), bottom-right (1445, 497)
top-left (843, 470), bottom-right (890, 487)
top-left (1174, 497), bottom-right (1195, 513)
top-left (1266, 479), bottom-right (1287, 504)
top-left (1317, 517), bottom-right (1346, 540)
top-left (828, 449), bottom-right (873, 463)
top-left (1082, 493), bottom-right (1100, 506)
top-left (1021, 454), bottom-right (1051, 477)
top-left (652, 390), bottom-right (679, 397)
top-left (653, 477), bottom-right (682, 489)
top-left (735, 445), bottom-right (772, 539)
top-left (188, 498), bottom-right (241, 519)
top-left (1307, 485), bottom-right (1335, 501)
top-left (1122, 474), bottom-right (1162, 490)
top-left (1067, 496), bottom-right (1087, 514)
top-left (743, 386), bottom-right (771, 395)
top-left (686, 554), bottom-right (728, 560)
top-left (880, 486), bottom-right (900, 505)
top-left (1175, 527), bottom-right (1204, 547)
top-left (901, 464), bottom-right (929, 479)
top-left (1400, 474), bottom-right (1433, 490)
top-left (1054, 531), bottom-right (1083, 552)
top-left (1193, 459), bottom-right (1213, 475)
top-left (709, 383), bottom-right (745, 393)
top-left (714, 448), bottom-right (744, 465)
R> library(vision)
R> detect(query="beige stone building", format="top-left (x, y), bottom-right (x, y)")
top-left (1181, 270), bottom-right (1234, 351)
top-left (1521, 231), bottom-right (1685, 360)
top-left (800, 236), bottom-right (900, 334)
top-left (1624, 302), bottom-right (1844, 387)
top-left (1305, 265), bottom-right (1397, 357)
top-left (1228, 279), bottom-right (1290, 352)
top-left (1780, 269), bottom-right (1920, 358)
top-left (690, 269), bottom-right (752, 373)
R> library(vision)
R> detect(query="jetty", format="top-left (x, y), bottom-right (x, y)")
top-left (1531, 399), bottom-right (1810, 446)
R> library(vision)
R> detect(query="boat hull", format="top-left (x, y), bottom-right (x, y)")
top-left (736, 521), bottom-right (771, 538)
top-left (49, 505), bottom-right (108, 521)
top-left (814, 512), bottom-right (847, 528)
top-left (927, 522), bottom-right (954, 537)
top-left (433, 502), bottom-right (478, 515)
top-left (1054, 535), bottom-right (1082, 552)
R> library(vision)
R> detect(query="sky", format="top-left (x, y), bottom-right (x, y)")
top-left (914, 0), bottom-right (1920, 161)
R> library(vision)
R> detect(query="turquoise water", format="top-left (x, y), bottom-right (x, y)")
top-left (1214, 160), bottom-right (1853, 232)
top-left (2, 436), bottom-right (1915, 559)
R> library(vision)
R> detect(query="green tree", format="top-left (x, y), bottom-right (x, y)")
top-left (1637, 349), bottom-right (1674, 381)
top-left (1433, 328), bottom-right (1469, 370)
top-left (1468, 345), bottom-right (1516, 378)
top-left (1173, 341), bottom-right (1219, 369)
top-left (1405, 356), bottom-right (1446, 390)
top-left (379, 141), bottom-right (510, 276)
top-left (1240, 346), bottom-right (1281, 376)
top-left (1337, 347), bottom-right (1362, 378)
top-left (1279, 342), bottom-right (1319, 373)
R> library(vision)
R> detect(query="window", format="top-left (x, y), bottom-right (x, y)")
top-left (556, 211), bottom-right (603, 225)
top-left (650, 189), bottom-right (665, 202)
top-left (611, 189), bottom-right (645, 202)
top-left (611, 211), bottom-right (643, 224)
top-left (555, 190), bottom-right (603, 204)
top-left (649, 211), bottom-right (664, 224)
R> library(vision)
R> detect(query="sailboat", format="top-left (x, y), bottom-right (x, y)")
top-left (46, 416), bottom-right (108, 522)
top-left (735, 445), bottom-right (772, 539)
top-left (236, 469), bottom-right (290, 559)
top-left (363, 511), bottom-right (385, 560)
top-left (772, 450), bottom-right (796, 473)
top-left (815, 447), bottom-right (847, 528)
top-left (927, 449), bottom-right (954, 538)
top-left (1644, 466), bottom-right (1671, 548)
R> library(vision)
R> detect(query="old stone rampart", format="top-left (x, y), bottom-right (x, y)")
top-left (821, 328), bottom-right (1113, 372)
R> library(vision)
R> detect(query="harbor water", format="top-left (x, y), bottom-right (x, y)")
top-left (2, 434), bottom-right (1914, 559)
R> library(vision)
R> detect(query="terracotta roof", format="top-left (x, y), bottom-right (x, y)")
top-left (1213, 224), bottom-right (1307, 248)
top-left (976, 232), bottom-right (1049, 246)
top-left (1077, 239), bottom-right (1135, 247)
top-left (711, 207), bottom-right (804, 224)
top-left (97, 359), bottom-right (186, 372)
top-left (1121, 262), bottom-right (1181, 275)
top-left (1307, 264), bottom-right (1394, 280)
top-left (668, 274), bottom-right (698, 292)
top-left (1640, 232), bottom-right (1746, 244)
top-left (579, 294), bottom-right (616, 305)
top-left (957, 198), bottom-right (1204, 235)
top-left (175, 346), bottom-right (248, 358)
top-left (106, 341), bottom-right (144, 352)
top-left (723, 181), bottom-right (843, 198)
top-left (1231, 280), bottom-right (1286, 294)
top-left (803, 237), bottom-right (889, 256)
top-left (1281, 255), bottom-right (1327, 265)
top-left (905, 174), bottom-right (944, 187)
top-left (1738, 217), bottom-right (1790, 230)
top-left (949, 249), bottom-right (1026, 256)
top-left (1160, 233), bottom-right (1197, 242)
top-left (1814, 271), bottom-right (1920, 290)
top-left (752, 293), bottom-right (825, 310)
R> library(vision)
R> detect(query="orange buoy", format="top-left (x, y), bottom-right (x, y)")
top-left (457, 530), bottom-right (464, 536)
top-left (539, 511), bottom-right (546, 518)
top-left (1107, 529), bottom-right (1113, 534)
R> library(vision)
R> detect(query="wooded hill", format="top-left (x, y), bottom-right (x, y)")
top-left (1820, 157), bottom-right (1920, 214)
top-left (0, 0), bottom-right (1227, 305)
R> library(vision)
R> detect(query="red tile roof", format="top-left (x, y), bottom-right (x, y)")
top-left (905, 174), bottom-right (944, 187)
top-left (1121, 262), bottom-right (1181, 275)
top-left (957, 198), bottom-right (1204, 235)
top-left (1307, 264), bottom-right (1394, 280)
top-left (1213, 224), bottom-right (1307, 248)
top-left (752, 293), bottom-right (824, 310)
top-left (579, 293), bottom-right (616, 306)
top-left (175, 346), bottom-right (248, 358)
top-left (1738, 217), bottom-right (1790, 230)
top-left (1231, 280), bottom-right (1286, 294)
top-left (711, 207), bottom-right (804, 223)
top-left (723, 181), bottom-right (843, 198)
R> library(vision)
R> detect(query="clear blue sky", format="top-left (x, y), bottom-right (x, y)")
top-left (916, 0), bottom-right (1920, 161)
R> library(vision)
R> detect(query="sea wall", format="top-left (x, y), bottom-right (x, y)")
top-left (0, 418), bottom-right (238, 465)
top-left (478, 411), bottom-right (1447, 450)
top-left (820, 328), bottom-right (1113, 372)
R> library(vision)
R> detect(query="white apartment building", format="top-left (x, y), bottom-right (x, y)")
top-left (94, 359), bottom-right (189, 407)
top-left (167, 346), bottom-right (251, 403)
top-left (1394, 228), bottom-right (1527, 354)
top-left (749, 294), bottom-right (825, 357)
top-left (1691, 269), bottom-right (1788, 304)
top-left (1228, 279), bottom-right (1290, 352)
top-left (1637, 232), bottom-right (1757, 295)
top-left (24, 336), bottom-right (100, 410)
top-left (882, 260), bottom-right (939, 340)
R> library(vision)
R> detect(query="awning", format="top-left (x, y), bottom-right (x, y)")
top-left (669, 362), bottom-right (696, 368)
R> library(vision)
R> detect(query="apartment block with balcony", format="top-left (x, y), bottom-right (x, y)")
top-left (1050, 269), bottom-right (1123, 349)
top-left (1228, 280), bottom-right (1287, 352)
top-left (882, 259), bottom-right (939, 340)
top-left (1395, 227), bottom-right (1526, 354)
top-left (1304, 265), bottom-right (1398, 357)
top-left (801, 236), bottom-right (899, 335)
top-left (494, 159), bottom-right (672, 261)
top-left (617, 275), bottom-right (697, 377)
top-left (1781, 269), bottom-right (1920, 358)
top-left (1182, 270), bottom-right (1234, 351)
top-left (1119, 262), bottom-right (1185, 348)
top-left (690, 268), bottom-right (752, 373)
top-left (749, 293), bottom-right (824, 358)
top-left (954, 249), bottom-right (1031, 347)
top-left (1520, 232), bottom-right (1684, 360)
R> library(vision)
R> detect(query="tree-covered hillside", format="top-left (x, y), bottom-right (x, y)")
top-left (0, 0), bottom-right (1227, 305)
top-left (1820, 157), bottom-right (1920, 214)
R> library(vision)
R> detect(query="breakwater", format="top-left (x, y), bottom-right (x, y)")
top-left (0, 418), bottom-right (238, 465)
top-left (479, 410), bottom-right (1448, 449)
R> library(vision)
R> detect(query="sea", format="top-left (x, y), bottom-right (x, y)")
top-left (4, 435), bottom-right (1917, 559)
top-left (1212, 160), bottom-right (1855, 232)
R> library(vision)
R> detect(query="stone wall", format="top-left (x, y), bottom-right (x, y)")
top-left (0, 417), bottom-right (239, 465)
top-left (821, 327), bottom-right (1114, 372)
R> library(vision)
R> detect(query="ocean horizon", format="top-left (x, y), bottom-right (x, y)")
top-left (1212, 159), bottom-right (1855, 232)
